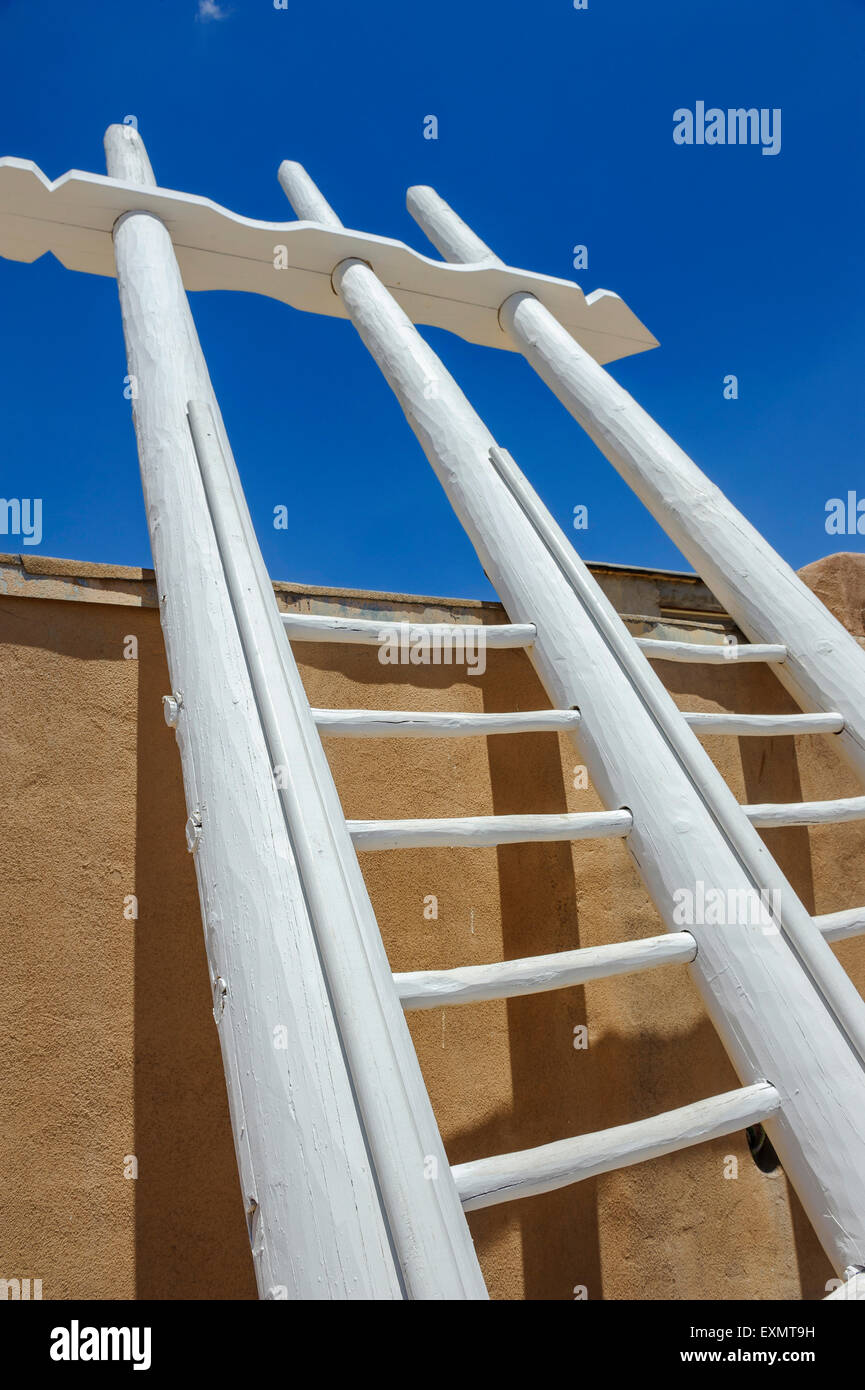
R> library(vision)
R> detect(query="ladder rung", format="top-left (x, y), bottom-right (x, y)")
top-left (684, 711), bottom-right (844, 737)
top-left (395, 931), bottom-right (696, 1010)
top-left (815, 906), bottom-right (865, 943)
top-left (743, 795), bottom-right (865, 829)
top-left (452, 1082), bottom-right (780, 1211)
top-left (636, 637), bottom-right (787, 664)
top-left (394, 910), bottom-right (865, 1011)
top-left (347, 809), bottom-right (632, 851)
top-left (312, 708), bottom-right (581, 738)
top-left (281, 612), bottom-right (536, 648)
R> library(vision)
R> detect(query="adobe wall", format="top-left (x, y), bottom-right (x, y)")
top-left (1, 551), bottom-right (863, 1301)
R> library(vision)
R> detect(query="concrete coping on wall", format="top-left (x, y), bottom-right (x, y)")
top-left (0, 550), bottom-right (748, 646)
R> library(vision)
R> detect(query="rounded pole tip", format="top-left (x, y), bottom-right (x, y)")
top-left (104, 123), bottom-right (156, 186)
top-left (277, 158), bottom-right (306, 180)
top-left (276, 160), bottom-right (342, 228)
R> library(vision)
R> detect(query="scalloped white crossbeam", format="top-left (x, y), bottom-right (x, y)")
top-left (0, 159), bottom-right (657, 364)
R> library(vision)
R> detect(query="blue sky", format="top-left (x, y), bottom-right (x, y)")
top-left (1, 0), bottom-right (863, 600)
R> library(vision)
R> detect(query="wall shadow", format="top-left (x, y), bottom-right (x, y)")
top-left (134, 608), bottom-right (256, 1298)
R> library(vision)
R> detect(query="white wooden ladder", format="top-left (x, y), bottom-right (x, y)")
top-left (3, 124), bottom-right (865, 1301)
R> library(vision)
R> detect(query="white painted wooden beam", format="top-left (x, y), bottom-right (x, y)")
top-left (312, 708), bottom-right (581, 737)
top-left (395, 932), bottom-right (697, 1010)
top-left (483, 443), bottom-right (865, 1062)
top-left (0, 158), bottom-right (656, 364)
top-left (397, 910), bottom-right (865, 1006)
top-left (313, 708), bottom-right (838, 739)
top-left (281, 612), bottom-right (535, 647)
top-left (684, 712), bottom-right (843, 737)
top-left (185, 399), bottom-right (487, 1302)
top-left (406, 185), bottom-right (865, 788)
top-left (105, 126), bottom-right (486, 1301)
top-left (103, 128), bottom-right (401, 1301)
top-left (815, 906), bottom-right (865, 943)
top-left (348, 809), bottom-right (632, 851)
top-left (284, 616), bottom-right (784, 664)
top-left (636, 637), bottom-right (787, 664)
top-left (452, 1083), bottom-right (781, 1212)
top-left (743, 796), bottom-right (865, 829)
top-left (279, 161), bottom-right (865, 1275)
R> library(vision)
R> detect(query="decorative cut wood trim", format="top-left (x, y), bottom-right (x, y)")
top-left (0, 158), bottom-right (656, 364)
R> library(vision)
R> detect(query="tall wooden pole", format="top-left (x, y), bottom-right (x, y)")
top-left (105, 125), bottom-right (486, 1300)
top-left (278, 159), bottom-right (865, 1275)
top-left (405, 184), bottom-right (865, 789)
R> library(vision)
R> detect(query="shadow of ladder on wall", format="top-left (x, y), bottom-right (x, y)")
top-left (5, 123), bottom-right (865, 1300)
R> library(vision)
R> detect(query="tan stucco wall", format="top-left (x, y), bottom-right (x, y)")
top-left (1, 552), bottom-right (863, 1301)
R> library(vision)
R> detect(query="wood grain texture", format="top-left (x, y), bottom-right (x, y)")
top-left (453, 1083), bottom-right (781, 1212)
top-left (0, 158), bottom-right (656, 364)
top-left (348, 809), bottom-right (632, 850)
top-left (312, 708), bottom-right (581, 737)
top-left (105, 126), bottom-right (486, 1301)
top-left (282, 612), bottom-right (535, 647)
top-left (744, 795), bottom-right (865, 828)
top-left (279, 163), bottom-right (865, 1274)
top-left (405, 185), bottom-right (865, 788)
top-left (684, 711), bottom-right (843, 736)
top-left (636, 637), bottom-right (787, 664)
top-left (104, 127), bottom-right (402, 1301)
top-left (395, 931), bottom-right (697, 1009)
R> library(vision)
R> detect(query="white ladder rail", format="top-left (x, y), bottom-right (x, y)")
top-left (105, 126), bottom-right (486, 1302)
top-left (187, 395), bottom-right (487, 1301)
top-left (277, 159), bottom-right (865, 1276)
top-left (485, 443), bottom-right (865, 1026)
top-left (406, 184), bottom-right (865, 787)
top-left (11, 126), bottom-right (863, 1294)
top-left (102, 128), bottom-right (401, 1300)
